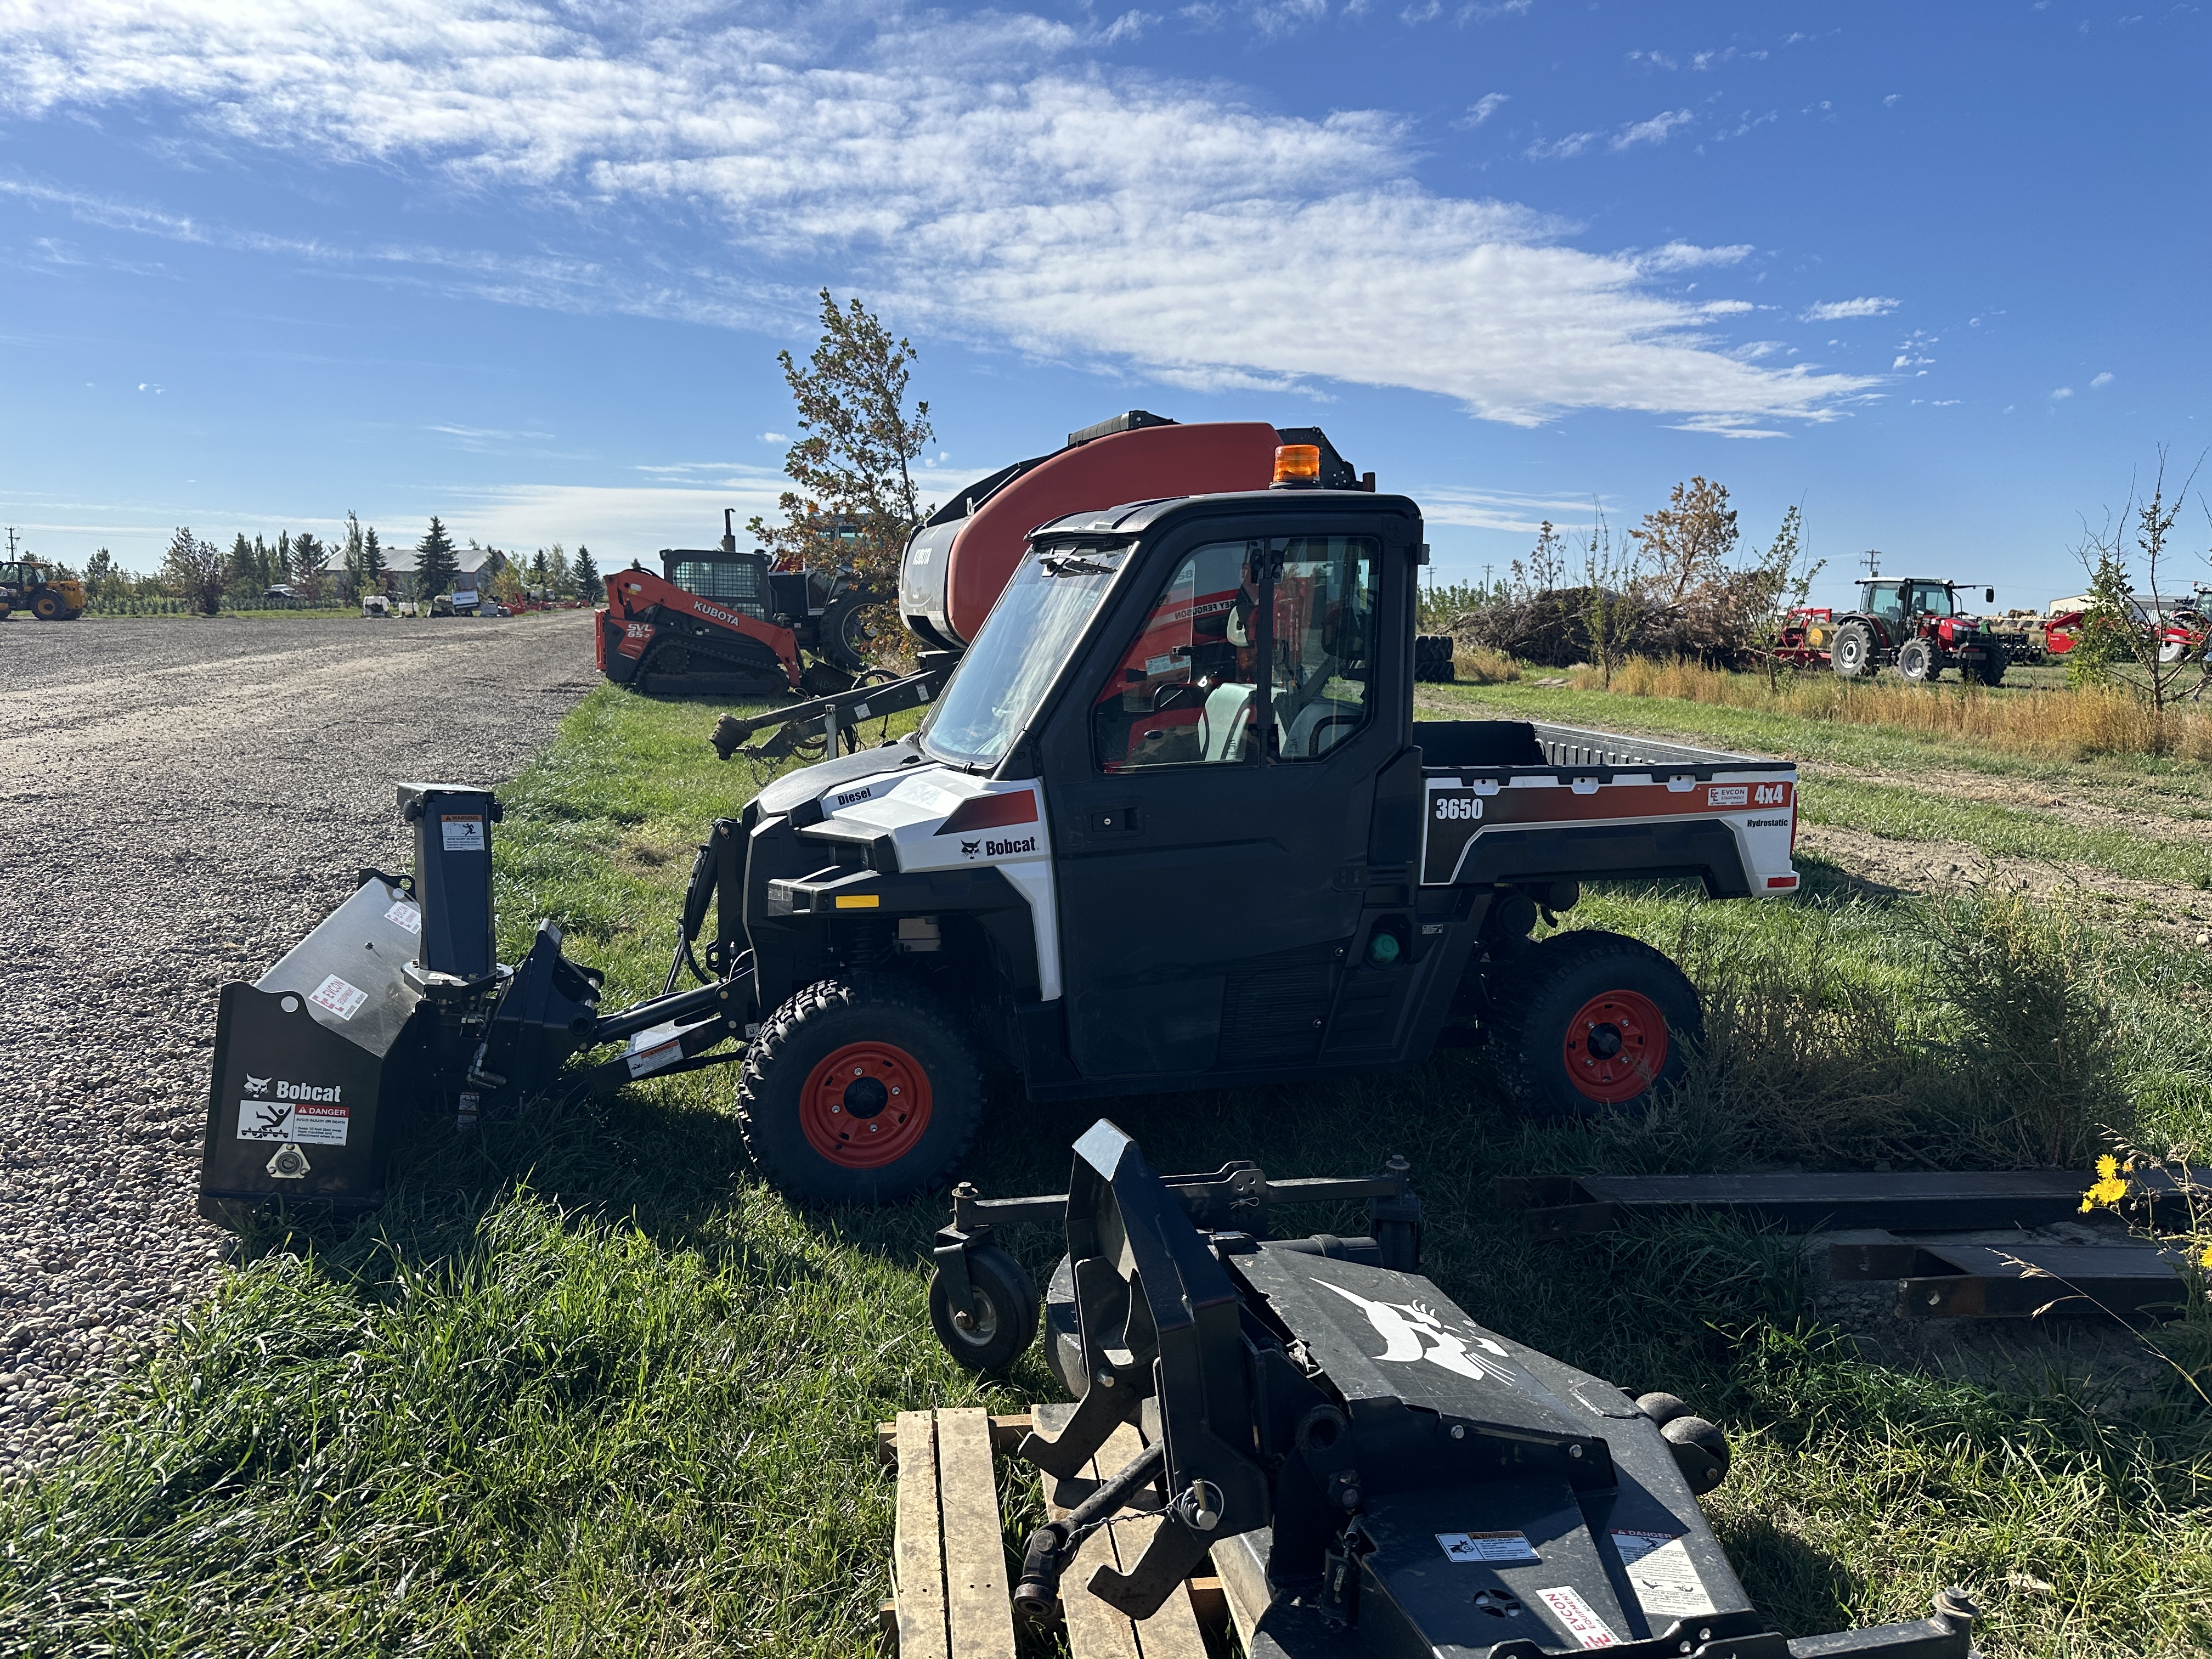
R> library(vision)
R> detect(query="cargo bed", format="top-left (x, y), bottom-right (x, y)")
top-left (1415, 719), bottom-right (1799, 898)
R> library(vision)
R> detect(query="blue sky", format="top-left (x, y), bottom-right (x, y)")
top-left (2, 1), bottom-right (2206, 608)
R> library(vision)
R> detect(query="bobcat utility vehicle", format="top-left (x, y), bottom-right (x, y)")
top-left (200, 442), bottom-right (1800, 1216)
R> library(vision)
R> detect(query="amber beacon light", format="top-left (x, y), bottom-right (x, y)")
top-left (1269, 444), bottom-right (1322, 488)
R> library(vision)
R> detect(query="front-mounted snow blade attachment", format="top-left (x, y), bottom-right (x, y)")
top-left (944, 1120), bottom-right (1983, 1657)
top-left (199, 782), bottom-right (753, 1223)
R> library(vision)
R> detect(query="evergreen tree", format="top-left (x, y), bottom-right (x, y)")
top-left (413, 516), bottom-right (460, 600)
top-left (548, 542), bottom-right (573, 596)
top-left (341, 511), bottom-right (365, 599)
top-left (230, 533), bottom-right (254, 584)
top-left (291, 532), bottom-right (330, 600)
top-left (573, 544), bottom-right (599, 596)
top-left (530, 548), bottom-right (549, 588)
top-left (362, 526), bottom-right (386, 594)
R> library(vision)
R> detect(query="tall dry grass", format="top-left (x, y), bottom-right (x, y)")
top-left (1567, 657), bottom-right (2212, 762)
top-left (1657, 894), bottom-right (2128, 1172)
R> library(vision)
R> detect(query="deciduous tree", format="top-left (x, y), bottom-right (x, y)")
top-left (748, 290), bottom-right (933, 653)
top-left (164, 527), bottom-right (228, 616)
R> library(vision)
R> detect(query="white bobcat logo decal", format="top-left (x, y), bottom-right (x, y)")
top-left (1312, 1280), bottom-right (1519, 1386)
top-left (244, 1075), bottom-right (272, 1097)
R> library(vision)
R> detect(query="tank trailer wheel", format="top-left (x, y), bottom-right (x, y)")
top-left (737, 974), bottom-right (986, 1206)
top-left (929, 1244), bottom-right (1039, 1373)
top-left (1487, 930), bottom-right (1701, 1118)
top-left (1896, 637), bottom-right (1937, 684)
top-left (1830, 620), bottom-right (1874, 679)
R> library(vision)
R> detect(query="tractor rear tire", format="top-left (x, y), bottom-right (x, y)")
top-left (738, 973), bottom-right (986, 1206)
top-left (1487, 930), bottom-right (1701, 1118)
top-left (31, 591), bottom-right (63, 621)
top-left (1897, 637), bottom-right (1937, 684)
top-left (1830, 620), bottom-right (1874, 679)
top-left (817, 593), bottom-right (879, 675)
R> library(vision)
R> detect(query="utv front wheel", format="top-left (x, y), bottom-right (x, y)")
top-left (738, 974), bottom-right (986, 1205)
top-left (1488, 930), bottom-right (1701, 1118)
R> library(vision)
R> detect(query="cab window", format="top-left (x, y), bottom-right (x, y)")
top-left (1908, 583), bottom-right (1954, 617)
top-left (1093, 536), bottom-right (1379, 771)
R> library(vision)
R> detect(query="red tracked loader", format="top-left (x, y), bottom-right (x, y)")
top-left (595, 510), bottom-right (883, 698)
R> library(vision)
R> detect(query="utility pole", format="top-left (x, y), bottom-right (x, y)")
top-left (3, 527), bottom-right (19, 561)
top-left (1857, 549), bottom-right (1881, 581)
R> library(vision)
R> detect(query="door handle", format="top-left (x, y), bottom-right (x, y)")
top-left (1090, 807), bottom-right (1143, 833)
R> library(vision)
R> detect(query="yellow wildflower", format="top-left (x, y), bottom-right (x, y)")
top-left (2097, 1154), bottom-right (2119, 1182)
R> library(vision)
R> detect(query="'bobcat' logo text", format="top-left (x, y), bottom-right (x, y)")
top-left (961, 835), bottom-right (1037, 860)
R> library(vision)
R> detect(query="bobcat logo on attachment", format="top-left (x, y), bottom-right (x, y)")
top-left (961, 840), bottom-right (981, 857)
top-left (244, 1075), bottom-right (272, 1097)
top-left (1313, 1280), bottom-right (1519, 1386)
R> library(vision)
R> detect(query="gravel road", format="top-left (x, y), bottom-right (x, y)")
top-left (0, 613), bottom-right (596, 1475)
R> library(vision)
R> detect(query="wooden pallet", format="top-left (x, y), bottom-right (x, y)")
top-left (881, 1405), bottom-right (1226, 1657)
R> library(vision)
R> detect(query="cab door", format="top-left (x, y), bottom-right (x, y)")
top-left (1040, 508), bottom-right (1413, 1083)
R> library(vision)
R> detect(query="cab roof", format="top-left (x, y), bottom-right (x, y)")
top-left (1029, 487), bottom-right (1421, 541)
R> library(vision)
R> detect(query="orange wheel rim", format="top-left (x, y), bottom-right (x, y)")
top-left (1561, 989), bottom-right (1669, 1104)
top-left (799, 1041), bottom-right (933, 1169)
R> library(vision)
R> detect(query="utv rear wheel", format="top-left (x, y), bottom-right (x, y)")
top-left (738, 974), bottom-right (985, 1206)
top-left (1830, 620), bottom-right (1874, 679)
top-left (1488, 930), bottom-right (1701, 1118)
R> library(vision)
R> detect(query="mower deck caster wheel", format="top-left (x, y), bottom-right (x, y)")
top-left (929, 1244), bottom-right (1039, 1373)
top-left (1661, 1414), bottom-right (1731, 1493)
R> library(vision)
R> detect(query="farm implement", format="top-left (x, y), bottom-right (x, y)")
top-left (202, 442), bottom-right (1802, 1216)
top-left (885, 1120), bottom-right (1981, 1658)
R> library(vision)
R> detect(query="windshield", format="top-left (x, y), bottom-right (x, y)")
top-left (921, 541), bottom-right (1128, 769)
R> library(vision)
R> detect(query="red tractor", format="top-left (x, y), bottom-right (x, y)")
top-left (1792, 577), bottom-right (2007, 685)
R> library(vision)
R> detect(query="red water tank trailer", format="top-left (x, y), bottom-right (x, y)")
top-left (898, 411), bottom-right (1369, 651)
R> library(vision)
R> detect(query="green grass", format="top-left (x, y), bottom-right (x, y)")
top-left (6, 686), bottom-right (2212, 1656)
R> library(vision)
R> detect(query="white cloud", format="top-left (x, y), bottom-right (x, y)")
top-left (759, 431), bottom-right (789, 443)
top-left (1802, 297), bottom-right (1898, 321)
top-left (1526, 129), bottom-right (1600, 160)
top-left (2051, 386), bottom-right (2074, 400)
top-left (0, 0), bottom-right (1875, 432)
top-left (1612, 109), bottom-right (1694, 149)
top-left (1455, 92), bottom-right (1510, 127)
top-left (2090, 371), bottom-right (2113, 388)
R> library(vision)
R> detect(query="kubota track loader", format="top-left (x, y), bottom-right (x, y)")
top-left (595, 510), bottom-right (884, 698)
